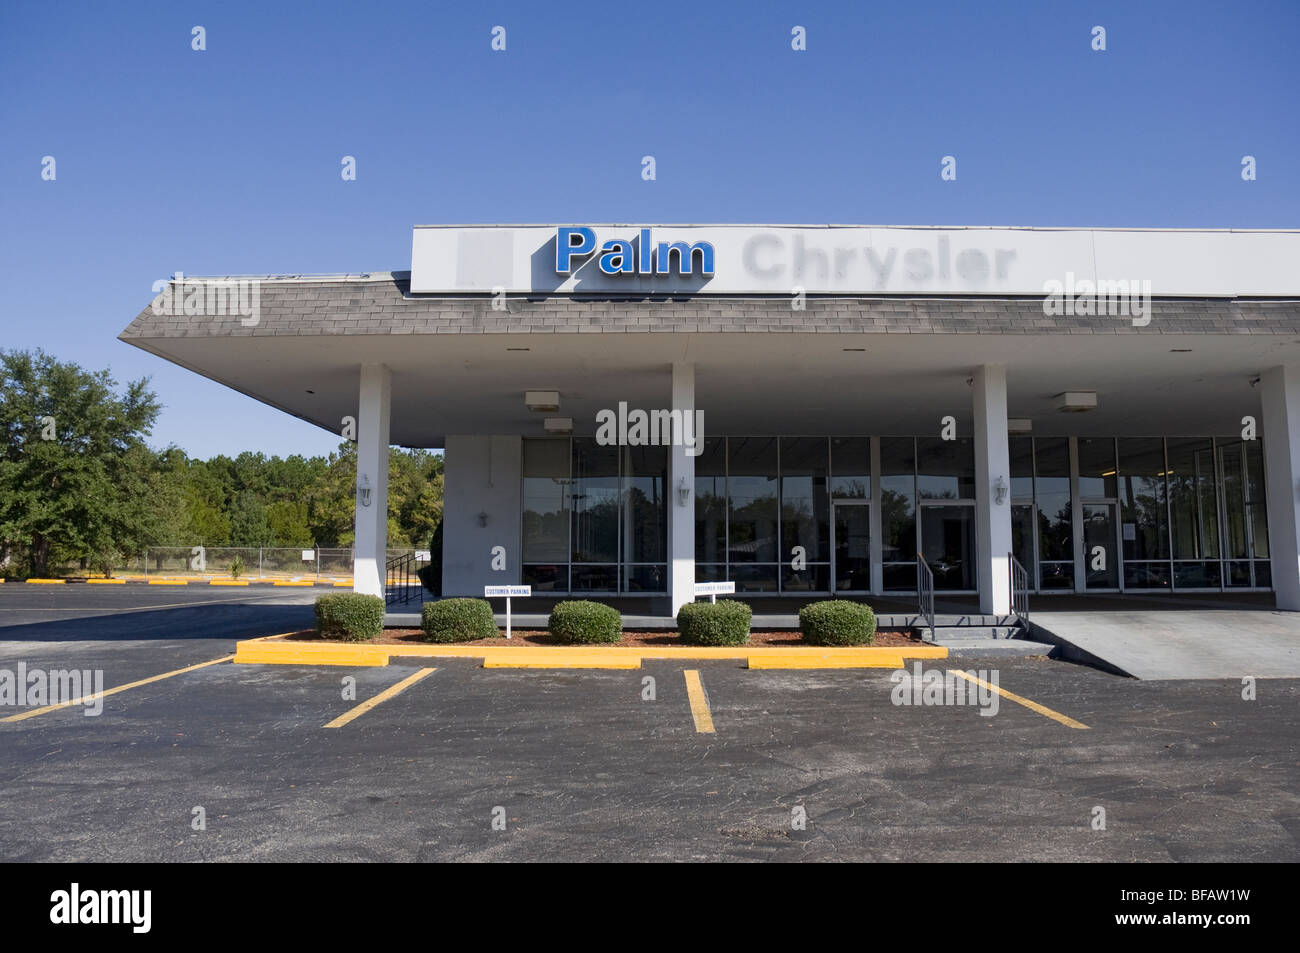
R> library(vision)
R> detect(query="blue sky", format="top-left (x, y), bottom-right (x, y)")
top-left (2, 0), bottom-right (1296, 459)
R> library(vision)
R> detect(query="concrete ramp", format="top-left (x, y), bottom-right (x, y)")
top-left (1031, 608), bottom-right (1300, 680)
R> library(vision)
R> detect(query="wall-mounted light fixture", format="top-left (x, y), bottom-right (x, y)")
top-left (358, 475), bottom-right (372, 507)
top-left (677, 478), bottom-right (691, 507)
top-left (994, 475), bottom-right (1008, 505)
top-left (477, 511), bottom-right (489, 527)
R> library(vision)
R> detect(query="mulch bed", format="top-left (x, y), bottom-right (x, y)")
top-left (284, 628), bottom-right (920, 648)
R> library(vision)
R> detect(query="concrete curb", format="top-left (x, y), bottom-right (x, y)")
top-left (233, 637), bottom-right (948, 669)
top-left (7, 577), bottom-right (352, 587)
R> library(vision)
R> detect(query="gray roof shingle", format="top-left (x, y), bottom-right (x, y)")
top-left (119, 272), bottom-right (1300, 339)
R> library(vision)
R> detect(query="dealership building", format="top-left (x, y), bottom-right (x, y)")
top-left (120, 225), bottom-right (1300, 618)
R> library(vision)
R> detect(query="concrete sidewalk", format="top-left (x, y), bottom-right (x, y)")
top-left (1032, 607), bottom-right (1300, 680)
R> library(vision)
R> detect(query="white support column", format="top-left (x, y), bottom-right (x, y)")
top-left (973, 365), bottom-right (1013, 615)
top-left (1260, 365), bottom-right (1300, 610)
top-left (669, 362), bottom-right (696, 616)
top-left (353, 363), bottom-right (391, 597)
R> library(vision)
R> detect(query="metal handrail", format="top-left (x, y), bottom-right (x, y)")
top-left (385, 552), bottom-right (419, 606)
top-left (1008, 552), bottom-right (1030, 626)
top-left (916, 552), bottom-right (936, 641)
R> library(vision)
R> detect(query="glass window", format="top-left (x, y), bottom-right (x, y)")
top-left (1166, 437), bottom-right (1218, 561)
top-left (1034, 437), bottom-right (1073, 590)
top-left (916, 437), bottom-right (975, 500)
top-left (1118, 437), bottom-right (1169, 562)
top-left (570, 438), bottom-right (619, 563)
top-left (780, 437), bottom-right (829, 562)
top-left (1219, 442), bottom-right (1249, 560)
top-left (880, 437), bottom-right (916, 587)
top-left (1078, 438), bottom-right (1117, 499)
top-left (830, 437), bottom-right (870, 499)
top-left (920, 504), bottom-right (976, 590)
top-left (624, 445), bottom-right (666, 563)
top-left (728, 437), bottom-right (779, 564)
top-left (1009, 437), bottom-right (1034, 500)
top-left (522, 439), bottom-right (570, 562)
top-left (694, 437), bottom-right (727, 564)
top-left (1245, 440), bottom-right (1269, 559)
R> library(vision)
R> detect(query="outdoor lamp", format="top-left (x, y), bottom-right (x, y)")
top-left (994, 476), bottom-right (1008, 505)
top-left (677, 478), bottom-right (691, 507)
top-left (478, 511), bottom-right (489, 527)
top-left (358, 475), bottom-right (372, 507)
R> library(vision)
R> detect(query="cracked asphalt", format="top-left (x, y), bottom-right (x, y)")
top-left (0, 585), bottom-right (1297, 861)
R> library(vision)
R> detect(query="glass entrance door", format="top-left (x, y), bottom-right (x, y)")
top-left (919, 503), bottom-right (976, 590)
top-left (1083, 502), bottom-right (1120, 589)
top-left (831, 503), bottom-right (871, 592)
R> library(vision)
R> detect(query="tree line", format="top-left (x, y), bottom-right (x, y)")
top-left (0, 349), bottom-right (443, 577)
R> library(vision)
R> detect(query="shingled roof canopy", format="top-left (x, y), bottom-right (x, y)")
top-left (119, 273), bottom-right (1300, 447)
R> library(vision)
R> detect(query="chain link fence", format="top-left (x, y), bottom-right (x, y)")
top-left (103, 547), bottom-right (420, 581)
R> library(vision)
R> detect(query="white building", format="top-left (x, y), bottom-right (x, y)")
top-left (121, 224), bottom-right (1300, 617)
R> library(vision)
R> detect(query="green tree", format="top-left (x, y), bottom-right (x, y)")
top-left (0, 349), bottom-right (164, 576)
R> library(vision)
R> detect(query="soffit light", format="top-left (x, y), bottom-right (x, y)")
top-left (1008, 418), bottom-right (1032, 434)
top-left (1054, 392), bottom-right (1097, 413)
top-left (525, 390), bottom-right (560, 412)
top-left (543, 417), bottom-right (573, 434)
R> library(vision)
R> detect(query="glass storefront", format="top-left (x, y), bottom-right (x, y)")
top-left (521, 435), bottom-right (1273, 595)
top-left (523, 437), bottom-right (666, 593)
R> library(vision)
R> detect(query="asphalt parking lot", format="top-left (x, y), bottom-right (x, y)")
top-left (0, 584), bottom-right (1297, 862)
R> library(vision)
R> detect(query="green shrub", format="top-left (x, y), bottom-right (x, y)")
top-left (314, 593), bottom-right (385, 642)
top-left (677, 599), bottom-right (752, 646)
top-left (229, 556), bottom-right (245, 579)
top-left (798, 600), bottom-right (876, 646)
top-left (421, 598), bottom-right (497, 643)
top-left (549, 600), bottom-right (622, 645)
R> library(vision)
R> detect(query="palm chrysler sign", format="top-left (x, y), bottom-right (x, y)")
top-left (408, 224), bottom-right (1299, 296)
top-left (555, 227), bottom-right (715, 277)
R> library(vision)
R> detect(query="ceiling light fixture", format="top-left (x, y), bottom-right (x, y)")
top-left (525, 390), bottom-right (560, 412)
top-left (1054, 392), bottom-right (1097, 413)
top-left (543, 417), bottom-right (573, 434)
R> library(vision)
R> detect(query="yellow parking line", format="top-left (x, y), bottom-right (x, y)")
top-left (948, 669), bottom-right (1090, 730)
top-left (683, 669), bottom-right (715, 734)
top-left (324, 667), bottom-right (436, 728)
top-left (1, 655), bottom-right (234, 723)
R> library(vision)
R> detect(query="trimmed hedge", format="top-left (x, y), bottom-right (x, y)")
top-left (421, 598), bottom-right (497, 643)
top-left (549, 600), bottom-right (622, 645)
top-left (798, 600), bottom-right (877, 646)
top-left (315, 593), bottom-right (385, 642)
top-left (677, 599), bottom-right (752, 646)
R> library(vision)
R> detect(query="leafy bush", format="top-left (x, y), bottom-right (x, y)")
top-left (314, 593), bottom-right (385, 642)
top-left (229, 556), bottom-right (245, 579)
top-left (798, 600), bottom-right (876, 646)
top-left (421, 598), bottom-right (497, 643)
top-left (549, 600), bottom-right (622, 645)
top-left (677, 599), bottom-right (752, 646)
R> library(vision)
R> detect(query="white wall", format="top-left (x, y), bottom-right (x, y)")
top-left (1261, 367), bottom-right (1300, 610)
top-left (441, 435), bottom-right (522, 597)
